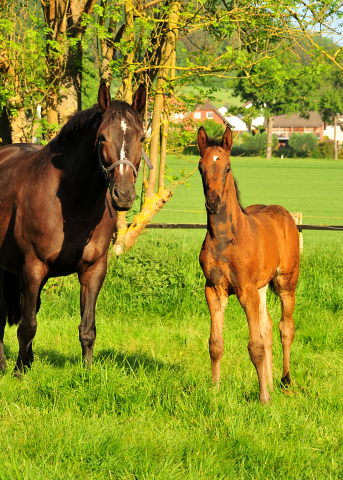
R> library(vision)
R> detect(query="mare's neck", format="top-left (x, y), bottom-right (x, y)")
top-left (53, 125), bottom-right (106, 205)
top-left (207, 172), bottom-right (246, 242)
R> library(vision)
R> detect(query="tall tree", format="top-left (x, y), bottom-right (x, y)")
top-left (232, 54), bottom-right (320, 158)
top-left (41, 0), bottom-right (97, 127)
top-left (317, 66), bottom-right (343, 160)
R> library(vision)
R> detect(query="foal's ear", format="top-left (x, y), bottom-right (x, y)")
top-left (221, 126), bottom-right (232, 152)
top-left (98, 83), bottom-right (111, 112)
top-left (132, 84), bottom-right (146, 113)
top-left (197, 126), bottom-right (208, 155)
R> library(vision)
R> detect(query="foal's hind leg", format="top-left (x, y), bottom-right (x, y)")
top-left (258, 284), bottom-right (273, 392)
top-left (205, 283), bottom-right (228, 387)
top-left (78, 255), bottom-right (107, 366)
top-left (274, 273), bottom-right (296, 385)
top-left (0, 269), bottom-right (7, 371)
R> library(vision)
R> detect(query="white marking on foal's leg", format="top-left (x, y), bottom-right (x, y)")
top-left (258, 284), bottom-right (273, 392)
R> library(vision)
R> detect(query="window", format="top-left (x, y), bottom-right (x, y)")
top-left (206, 111), bottom-right (214, 119)
top-left (194, 112), bottom-right (201, 119)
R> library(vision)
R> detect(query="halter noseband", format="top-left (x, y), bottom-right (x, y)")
top-left (98, 141), bottom-right (153, 190)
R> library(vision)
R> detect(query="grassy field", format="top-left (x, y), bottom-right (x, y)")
top-left (1, 158), bottom-right (343, 479)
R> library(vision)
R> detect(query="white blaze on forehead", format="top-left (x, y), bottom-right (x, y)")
top-left (213, 155), bottom-right (218, 162)
top-left (119, 120), bottom-right (128, 173)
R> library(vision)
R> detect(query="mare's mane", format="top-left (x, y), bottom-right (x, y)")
top-left (57, 100), bottom-right (143, 146)
top-left (55, 100), bottom-right (144, 175)
top-left (205, 137), bottom-right (246, 215)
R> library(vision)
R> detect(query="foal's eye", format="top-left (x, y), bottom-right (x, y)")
top-left (99, 134), bottom-right (106, 143)
top-left (140, 136), bottom-right (146, 143)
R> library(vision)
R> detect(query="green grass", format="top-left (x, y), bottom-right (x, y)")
top-left (150, 155), bottom-right (343, 228)
top-left (1, 158), bottom-right (343, 479)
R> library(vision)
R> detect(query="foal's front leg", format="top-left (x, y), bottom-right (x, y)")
top-left (205, 283), bottom-right (228, 387)
top-left (78, 255), bottom-right (107, 366)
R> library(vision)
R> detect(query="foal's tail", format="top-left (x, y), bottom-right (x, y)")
top-left (1, 270), bottom-right (21, 326)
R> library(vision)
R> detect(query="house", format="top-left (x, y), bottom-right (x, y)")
top-left (188, 101), bottom-right (233, 127)
top-left (266, 112), bottom-right (325, 146)
top-left (218, 103), bottom-right (265, 134)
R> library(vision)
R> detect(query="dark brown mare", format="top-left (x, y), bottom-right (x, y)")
top-left (197, 126), bottom-right (299, 404)
top-left (0, 83), bottom-right (148, 373)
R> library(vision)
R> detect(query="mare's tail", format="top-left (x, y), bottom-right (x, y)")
top-left (2, 270), bottom-right (21, 326)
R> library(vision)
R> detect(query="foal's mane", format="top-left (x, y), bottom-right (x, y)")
top-left (205, 137), bottom-right (246, 215)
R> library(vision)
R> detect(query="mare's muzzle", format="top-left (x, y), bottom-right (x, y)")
top-left (111, 182), bottom-right (136, 211)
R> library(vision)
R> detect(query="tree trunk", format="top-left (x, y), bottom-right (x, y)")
top-left (146, 0), bottom-right (181, 198)
top-left (334, 115), bottom-right (338, 160)
top-left (0, 108), bottom-right (12, 145)
top-left (113, 0), bottom-right (180, 256)
top-left (266, 116), bottom-right (274, 159)
top-left (10, 106), bottom-right (27, 143)
top-left (115, 1), bottom-right (135, 103)
top-left (41, 0), bottom-right (97, 128)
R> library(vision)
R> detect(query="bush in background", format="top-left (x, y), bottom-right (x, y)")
top-left (288, 132), bottom-right (318, 154)
top-left (231, 131), bottom-right (278, 156)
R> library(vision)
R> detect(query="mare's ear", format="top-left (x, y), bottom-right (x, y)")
top-left (221, 126), bottom-right (232, 152)
top-left (132, 84), bottom-right (146, 113)
top-left (98, 83), bottom-right (111, 112)
top-left (197, 126), bottom-right (208, 155)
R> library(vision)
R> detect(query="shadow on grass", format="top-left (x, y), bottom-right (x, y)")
top-left (36, 348), bottom-right (79, 367)
top-left (96, 348), bottom-right (182, 375)
top-left (3, 343), bottom-right (182, 375)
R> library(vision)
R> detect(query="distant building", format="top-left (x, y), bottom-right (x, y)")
top-left (188, 101), bottom-right (233, 127)
top-left (266, 112), bottom-right (325, 146)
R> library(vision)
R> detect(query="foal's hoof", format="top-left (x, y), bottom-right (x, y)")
top-left (281, 372), bottom-right (291, 386)
top-left (260, 394), bottom-right (271, 405)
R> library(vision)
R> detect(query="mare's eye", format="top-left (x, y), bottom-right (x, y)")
top-left (140, 135), bottom-right (146, 143)
top-left (99, 134), bottom-right (106, 143)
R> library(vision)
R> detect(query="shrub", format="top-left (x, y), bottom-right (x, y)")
top-left (288, 132), bottom-right (318, 154)
top-left (313, 139), bottom-right (335, 159)
top-left (231, 132), bottom-right (278, 156)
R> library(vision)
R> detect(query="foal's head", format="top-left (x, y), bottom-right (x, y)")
top-left (97, 83), bottom-right (146, 211)
top-left (197, 126), bottom-right (233, 215)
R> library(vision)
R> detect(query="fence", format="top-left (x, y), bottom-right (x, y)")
top-left (138, 212), bottom-right (343, 253)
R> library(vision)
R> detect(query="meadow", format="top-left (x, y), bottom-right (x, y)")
top-left (1, 157), bottom-right (343, 479)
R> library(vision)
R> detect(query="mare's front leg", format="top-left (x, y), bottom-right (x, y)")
top-left (238, 286), bottom-right (270, 404)
top-left (16, 261), bottom-right (46, 372)
top-left (0, 269), bottom-right (7, 371)
top-left (205, 282), bottom-right (228, 388)
top-left (78, 255), bottom-right (107, 366)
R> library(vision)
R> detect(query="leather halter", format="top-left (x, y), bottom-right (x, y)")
top-left (97, 141), bottom-right (153, 190)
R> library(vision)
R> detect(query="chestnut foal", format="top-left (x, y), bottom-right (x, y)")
top-left (198, 126), bottom-right (299, 404)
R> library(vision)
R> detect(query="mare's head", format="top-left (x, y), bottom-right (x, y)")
top-left (197, 126), bottom-right (233, 215)
top-left (97, 83), bottom-right (146, 211)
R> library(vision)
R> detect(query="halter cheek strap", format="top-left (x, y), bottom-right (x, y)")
top-left (98, 142), bottom-right (153, 190)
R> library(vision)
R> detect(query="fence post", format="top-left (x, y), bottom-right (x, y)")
top-left (291, 212), bottom-right (303, 254)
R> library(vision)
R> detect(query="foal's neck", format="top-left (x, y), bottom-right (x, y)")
top-left (207, 172), bottom-right (245, 242)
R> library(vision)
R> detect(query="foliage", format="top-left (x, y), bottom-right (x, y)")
top-left (231, 131), bottom-right (278, 156)
top-left (289, 132), bottom-right (318, 154)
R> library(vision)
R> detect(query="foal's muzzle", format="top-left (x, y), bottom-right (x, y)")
top-left (205, 193), bottom-right (221, 215)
